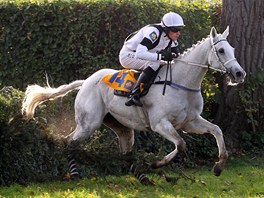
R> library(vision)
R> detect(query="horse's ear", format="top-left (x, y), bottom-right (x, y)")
top-left (222, 26), bottom-right (229, 38)
top-left (210, 27), bottom-right (218, 44)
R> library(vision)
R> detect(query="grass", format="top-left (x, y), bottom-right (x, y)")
top-left (0, 155), bottom-right (263, 198)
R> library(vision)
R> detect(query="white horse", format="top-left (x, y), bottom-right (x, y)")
top-left (22, 27), bottom-right (246, 179)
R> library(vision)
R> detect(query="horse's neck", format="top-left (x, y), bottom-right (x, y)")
top-left (170, 38), bottom-right (211, 90)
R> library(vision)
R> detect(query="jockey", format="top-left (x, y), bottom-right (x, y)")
top-left (119, 12), bottom-right (185, 107)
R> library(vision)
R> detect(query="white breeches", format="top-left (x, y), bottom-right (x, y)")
top-left (119, 46), bottom-right (161, 71)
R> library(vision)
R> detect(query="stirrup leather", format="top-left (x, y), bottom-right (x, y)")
top-left (125, 94), bottom-right (142, 107)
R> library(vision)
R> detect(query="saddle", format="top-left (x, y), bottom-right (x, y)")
top-left (102, 69), bottom-right (158, 97)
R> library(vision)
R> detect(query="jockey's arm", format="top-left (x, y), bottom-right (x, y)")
top-left (135, 43), bottom-right (161, 61)
top-left (135, 27), bottom-right (162, 61)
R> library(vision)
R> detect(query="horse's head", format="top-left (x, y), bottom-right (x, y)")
top-left (208, 26), bottom-right (246, 85)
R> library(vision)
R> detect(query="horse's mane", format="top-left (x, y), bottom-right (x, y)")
top-left (180, 36), bottom-right (210, 58)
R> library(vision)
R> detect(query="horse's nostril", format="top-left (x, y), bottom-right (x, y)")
top-left (236, 71), bottom-right (243, 78)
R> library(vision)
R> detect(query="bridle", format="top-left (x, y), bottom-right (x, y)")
top-left (209, 38), bottom-right (237, 73)
top-left (176, 38), bottom-right (237, 74)
top-left (157, 38), bottom-right (238, 94)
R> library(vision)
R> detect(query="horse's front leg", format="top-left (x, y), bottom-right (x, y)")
top-left (151, 118), bottom-right (186, 168)
top-left (183, 116), bottom-right (228, 176)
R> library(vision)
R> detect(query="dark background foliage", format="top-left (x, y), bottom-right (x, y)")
top-left (0, 0), bottom-right (216, 89)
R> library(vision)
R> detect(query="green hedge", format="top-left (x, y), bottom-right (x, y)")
top-left (0, 0), bottom-right (219, 89)
top-left (0, 87), bottom-right (64, 185)
top-left (0, 87), bottom-right (132, 186)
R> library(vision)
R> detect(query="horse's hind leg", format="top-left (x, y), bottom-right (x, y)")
top-left (64, 124), bottom-right (100, 179)
top-left (183, 116), bottom-right (228, 176)
top-left (103, 114), bottom-right (154, 186)
top-left (103, 113), bottom-right (134, 155)
top-left (64, 104), bottom-right (105, 179)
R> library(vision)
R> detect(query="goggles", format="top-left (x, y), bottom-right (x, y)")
top-left (169, 26), bottom-right (183, 33)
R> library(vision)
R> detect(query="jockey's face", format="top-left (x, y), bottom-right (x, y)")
top-left (168, 30), bottom-right (181, 41)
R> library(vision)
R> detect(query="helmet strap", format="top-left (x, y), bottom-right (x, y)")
top-left (161, 20), bottom-right (170, 37)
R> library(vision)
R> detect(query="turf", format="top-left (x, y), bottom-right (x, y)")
top-left (0, 155), bottom-right (263, 198)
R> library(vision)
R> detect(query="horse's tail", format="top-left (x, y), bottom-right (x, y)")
top-left (22, 80), bottom-right (85, 120)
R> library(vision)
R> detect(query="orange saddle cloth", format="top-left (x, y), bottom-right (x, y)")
top-left (102, 69), bottom-right (140, 93)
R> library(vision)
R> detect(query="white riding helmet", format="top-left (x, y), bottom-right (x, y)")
top-left (161, 12), bottom-right (185, 28)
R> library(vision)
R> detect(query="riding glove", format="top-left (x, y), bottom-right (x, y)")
top-left (158, 50), bottom-right (173, 61)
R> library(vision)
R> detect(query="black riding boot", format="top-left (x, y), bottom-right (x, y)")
top-left (125, 67), bottom-right (155, 107)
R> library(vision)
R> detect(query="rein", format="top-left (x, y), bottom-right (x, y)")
top-left (154, 38), bottom-right (236, 93)
top-left (176, 39), bottom-right (237, 73)
top-left (162, 60), bottom-right (172, 95)
top-left (162, 40), bottom-right (173, 95)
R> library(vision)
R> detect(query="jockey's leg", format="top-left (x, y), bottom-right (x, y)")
top-left (125, 66), bottom-right (155, 107)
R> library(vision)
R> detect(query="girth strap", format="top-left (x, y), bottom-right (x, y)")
top-left (153, 81), bottom-right (201, 92)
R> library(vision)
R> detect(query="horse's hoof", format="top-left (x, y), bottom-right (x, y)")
top-left (150, 162), bottom-right (159, 169)
top-left (70, 173), bottom-right (81, 181)
top-left (165, 176), bottom-right (179, 184)
top-left (141, 177), bottom-right (155, 186)
top-left (151, 160), bottom-right (167, 169)
top-left (213, 163), bottom-right (222, 176)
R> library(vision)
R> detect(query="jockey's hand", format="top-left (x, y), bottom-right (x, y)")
top-left (158, 50), bottom-right (173, 61)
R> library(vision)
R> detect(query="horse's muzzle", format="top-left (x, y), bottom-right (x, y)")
top-left (229, 63), bottom-right (246, 84)
top-left (235, 70), bottom-right (246, 83)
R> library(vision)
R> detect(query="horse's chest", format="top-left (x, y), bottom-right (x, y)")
top-left (168, 97), bottom-right (203, 127)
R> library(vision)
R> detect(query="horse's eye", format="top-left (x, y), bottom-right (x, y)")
top-left (219, 48), bottom-right (225, 54)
